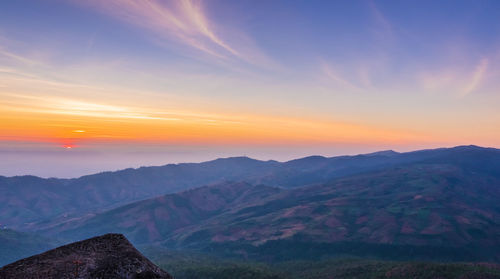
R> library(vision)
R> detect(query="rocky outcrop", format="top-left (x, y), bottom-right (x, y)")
top-left (0, 233), bottom-right (172, 279)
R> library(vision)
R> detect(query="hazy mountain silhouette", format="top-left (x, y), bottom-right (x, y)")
top-left (4, 145), bottom-right (495, 231)
top-left (36, 146), bottom-right (500, 262)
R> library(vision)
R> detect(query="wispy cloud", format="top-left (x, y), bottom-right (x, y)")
top-left (77, 0), bottom-right (268, 66)
top-left (0, 48), bottom-right (39, 66)
top-left (368, 0), bottom-right (394, 43)
top-left (461, 58), bottom-right (488, 96)
top-left (320, 62), bottom-right (362, 92)
top-left (0, 93), bottom-right (218, 122)
top-left (419, 58), bottom-right (490, 97)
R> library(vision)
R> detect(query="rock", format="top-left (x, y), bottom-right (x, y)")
top-left (0, 233), bottom-right (172, 279)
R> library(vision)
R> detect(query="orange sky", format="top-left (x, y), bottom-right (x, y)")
top-left (1, 0), bottom-right (499, 177)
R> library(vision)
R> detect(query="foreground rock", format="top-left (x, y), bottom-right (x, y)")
top-left (0, 233), bottom-right (172, 279)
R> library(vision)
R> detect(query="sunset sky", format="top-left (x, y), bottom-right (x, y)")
top-left (1, 0), bottom-right (500, 177)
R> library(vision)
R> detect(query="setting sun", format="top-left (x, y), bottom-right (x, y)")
top-left (0, 0), bottom-right (498, 177)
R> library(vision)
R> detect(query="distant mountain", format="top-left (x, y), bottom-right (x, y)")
top-left (364, 150), bottom-right (400, 157)
top-left (4, 145), bottom-right (495, 231)
top-left (0, 157), bottom-right (277, 230)
top-left (0, 233), bottom-right (172, 279)
top-left (0, 229), bottom-right (58, 267)
top-left (43, 145), bottom-right (500, 261)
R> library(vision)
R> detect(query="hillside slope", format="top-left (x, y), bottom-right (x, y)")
top-left (43, 182), bottom-right (282, 244)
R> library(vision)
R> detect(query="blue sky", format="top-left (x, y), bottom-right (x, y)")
top-left (1, 0), bottom-right (499, 177)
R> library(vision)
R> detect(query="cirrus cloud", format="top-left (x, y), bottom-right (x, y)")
top-left (76, 0), bottom-right (271, 67)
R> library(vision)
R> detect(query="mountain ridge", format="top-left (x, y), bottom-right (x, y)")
top-left (3, 145), bottom-right (494, 180)
top-left (2, 146), bottom-right (499, 252)
top-left (41, 151), bottom-right (500, 261)
top-left (1, 145), bottom-right (500, 264)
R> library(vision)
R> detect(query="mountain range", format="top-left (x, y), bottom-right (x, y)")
top-left (3, 145), bottom-right (495, 228)
top-left (1, 145), bottom-right (500, 266)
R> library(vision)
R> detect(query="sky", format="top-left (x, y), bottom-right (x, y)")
top-left (1, 0), bottom-right (499, 177)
